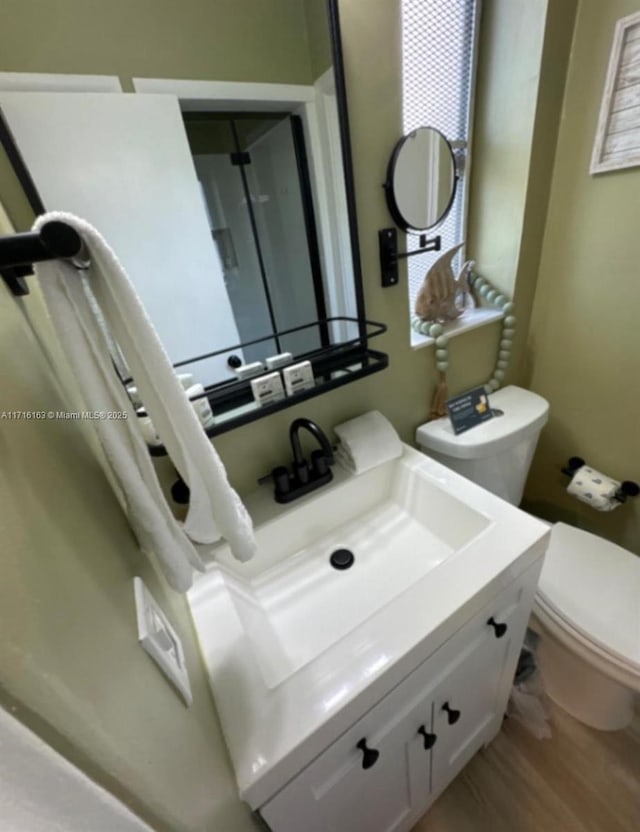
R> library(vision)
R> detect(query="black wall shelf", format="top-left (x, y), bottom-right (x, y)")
top-left (164, 348), bottom-right (386, 454)
top-left (135, 317), bottom-right (389, 456)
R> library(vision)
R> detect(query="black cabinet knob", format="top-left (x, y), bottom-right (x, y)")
top-left (487, 616), bottom-right (508, 638)
top-left (417, 725), bottom-right (437, 750)
top-left (356, 738), bottom-right (380, 770)
top-left (442, 702), bottom-right (461, 725)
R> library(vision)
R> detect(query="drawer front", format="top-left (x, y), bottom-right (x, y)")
top-left (261, 562), bottom-right (541, 832)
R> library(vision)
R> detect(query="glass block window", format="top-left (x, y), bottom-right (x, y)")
top-left (401, 0), bottom-right (479, 330)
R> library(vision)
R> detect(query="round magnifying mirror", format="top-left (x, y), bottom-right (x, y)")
top-left (384, 126), bottom-right (457, 232)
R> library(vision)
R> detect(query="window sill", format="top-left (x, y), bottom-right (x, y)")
top-left (410, 307), bottom-right (504, 350)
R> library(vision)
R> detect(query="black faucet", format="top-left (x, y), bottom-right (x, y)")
top-left (271, 418), bottom-right (334, 503)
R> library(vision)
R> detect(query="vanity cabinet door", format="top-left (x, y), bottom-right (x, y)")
top-left (259, 561), bottom-right (541, 832)
top-left (260, 687), bottom-right (433, 832)
top-left (430, 575), bottom-right (535, 798)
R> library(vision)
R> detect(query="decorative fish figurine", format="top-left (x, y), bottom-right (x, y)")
top-left (415, 242), bottom-right (475, 322)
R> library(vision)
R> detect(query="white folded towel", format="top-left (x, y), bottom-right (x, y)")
top-left (334, 410), bottom-right (403, 474)
top-left (33, 212), bottom-right (255, 591)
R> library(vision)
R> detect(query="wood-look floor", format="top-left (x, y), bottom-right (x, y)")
top-left (412, 702), bottom-right (640, 832)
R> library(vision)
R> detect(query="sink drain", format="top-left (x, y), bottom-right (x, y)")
top-left (330, 548), bottom-right (355, 570)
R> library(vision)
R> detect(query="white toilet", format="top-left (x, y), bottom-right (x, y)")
top-left (416, 385), bottom-right (640, 731)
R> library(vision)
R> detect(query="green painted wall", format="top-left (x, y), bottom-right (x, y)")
top-left (304, 0), bottom-right (334, 80)
top-left (468, 0), bottom-right (549, 299)
top-left (0, 0), bottom-right (313, 86)
top-left (525, 0), bottom-right (640, 554)
top-left (0, 1), bottom-right (575, 829)
top-left (468, 0), bottom-right (577, 385)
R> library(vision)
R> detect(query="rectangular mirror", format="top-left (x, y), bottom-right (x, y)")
top-left (0, 0), bottom-right (386, 436)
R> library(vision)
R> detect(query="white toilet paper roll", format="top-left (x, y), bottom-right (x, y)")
top-left (567, 465), bottom-right (620, 511)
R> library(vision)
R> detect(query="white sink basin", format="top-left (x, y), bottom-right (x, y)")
top-left (210, 449), bottom-right (492, 688)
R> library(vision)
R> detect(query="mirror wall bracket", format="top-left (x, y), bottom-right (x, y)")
top-left (0, 221), bottom-right (89, 296)
top-left (378, 227), bottom-right (441, 287)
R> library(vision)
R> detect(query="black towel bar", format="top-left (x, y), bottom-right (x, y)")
top-left (0, 220), bottom-right (89, 296)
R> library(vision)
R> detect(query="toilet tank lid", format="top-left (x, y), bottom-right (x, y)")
top-left (538, 523), bottom-right (640, 667)
top-left (415, 385), bottom-right (549, 459)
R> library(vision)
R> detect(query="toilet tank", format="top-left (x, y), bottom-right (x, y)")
top-left (415, 386), bottom-right (549, 505)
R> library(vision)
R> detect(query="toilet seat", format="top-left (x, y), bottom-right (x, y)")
top-left (535, 523), bottom-right (640, 681)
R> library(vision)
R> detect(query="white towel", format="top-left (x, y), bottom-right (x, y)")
top-left (33, 212), bottom-right (255, 591)
top-left (334, 410), bottom-right (402, 474)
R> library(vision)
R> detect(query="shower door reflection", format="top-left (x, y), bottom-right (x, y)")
top-left (187, 113), bottom-right (327, 365)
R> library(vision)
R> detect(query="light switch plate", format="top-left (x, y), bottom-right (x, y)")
top-left (133, 577), bottom-right (192, 706)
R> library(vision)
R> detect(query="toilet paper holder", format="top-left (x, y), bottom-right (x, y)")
top-left (561, 457), bottom-right (640, 504)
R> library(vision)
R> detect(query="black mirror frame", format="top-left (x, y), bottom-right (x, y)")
top-left (383, 126), bottom-right (458, 234)
top-left (327, 0), bottom-right (367, 343)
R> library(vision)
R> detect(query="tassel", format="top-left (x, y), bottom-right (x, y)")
top-left (429, 370), bottom-right (449, 420)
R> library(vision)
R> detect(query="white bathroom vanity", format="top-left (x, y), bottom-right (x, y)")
top-left (188, 445), bottom-right (549, 831)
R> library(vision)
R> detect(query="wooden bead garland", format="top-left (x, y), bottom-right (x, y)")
top-left (470, 274), bottom-right (516, 394)
top-left (411, 272), bottom-right (516, 417)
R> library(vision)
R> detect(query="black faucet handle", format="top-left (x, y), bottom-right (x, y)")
top-left (271, 466), bottom-right (290, 497)
top-left (293, 460), bottom-right (310, 484)
top-left (311, 448), bottom-right (330, 477)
